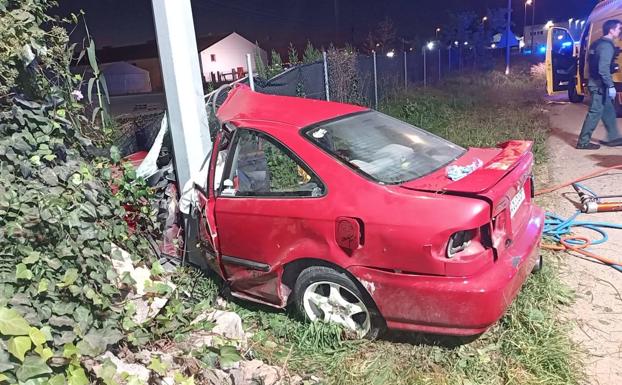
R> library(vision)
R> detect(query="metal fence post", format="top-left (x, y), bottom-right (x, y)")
top-left (423, 48), bottom-right (427, 88)
top-left (438, 47), bottom-right (441, 81)
top-left (246, 53), bottom-right (255, 91)
top-left (373, 51), bottom-right (378, 109)
top-left (403, 51), bottom-right (407, 90)
top-left (323, 51), bottom-right (330, 101)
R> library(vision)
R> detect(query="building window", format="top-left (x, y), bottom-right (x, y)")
top-left (210, 54), bottom-right (216, 62)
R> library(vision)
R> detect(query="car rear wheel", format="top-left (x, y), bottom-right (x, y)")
top-left (293, 266), bottom-right (383, 339)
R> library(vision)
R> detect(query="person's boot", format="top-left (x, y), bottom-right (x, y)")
top-left (600, 137), bottom-right (622, 146)
top-left (576, 142), bottom-right (601, 150)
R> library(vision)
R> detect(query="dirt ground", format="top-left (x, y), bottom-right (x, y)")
top-left (544, 96), bottom-right (622, 385)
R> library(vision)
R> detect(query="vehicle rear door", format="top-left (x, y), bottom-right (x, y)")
top-left (546, 27), bottom-right (577, 95)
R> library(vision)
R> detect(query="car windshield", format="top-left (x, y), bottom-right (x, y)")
top-left (304, 111), bottom-right (465, 184)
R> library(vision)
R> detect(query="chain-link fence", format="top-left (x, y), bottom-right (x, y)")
top-left (251, 45), bottom-right (490, 109)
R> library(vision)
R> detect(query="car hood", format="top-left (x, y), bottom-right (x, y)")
top-left (401, 140), bottom-right (533, 195)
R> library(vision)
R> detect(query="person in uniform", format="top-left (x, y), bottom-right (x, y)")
top-left (577, 19), bottom-right (622, 149)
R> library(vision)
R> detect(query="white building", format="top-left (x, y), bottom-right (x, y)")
top-left (523, 19), bottom-right (586, 54)
top-left (199, 32), bottom-right (268, 83)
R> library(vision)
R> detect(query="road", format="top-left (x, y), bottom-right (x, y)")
top-left (545, 96), bottom-right (622, 385)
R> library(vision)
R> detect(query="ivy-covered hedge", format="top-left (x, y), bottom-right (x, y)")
top-left (0, 1), bottom-right (157, 383)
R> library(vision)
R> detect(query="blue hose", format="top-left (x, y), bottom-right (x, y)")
top-left (544, 211), bottom-right (622, 272)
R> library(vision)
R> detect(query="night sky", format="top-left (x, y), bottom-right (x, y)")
top-left (55, 0), bottom-right (598, 50)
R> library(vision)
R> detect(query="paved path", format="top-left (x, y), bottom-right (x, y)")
top-left (544, 96), bottom-right (622, 385)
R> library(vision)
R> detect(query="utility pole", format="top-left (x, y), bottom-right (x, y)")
top-left (505, 0), bottom-right (512, 75)
top-left (438, 46), bottom-right (441, 81)
top-left (531, 0), bottom-right (536, 51)
top-left (152, 0), bottom-right (212, 263)
top-left (152, 0), bottom-right (211, 193)
top-left (423, 47), bottom-right (427, 87)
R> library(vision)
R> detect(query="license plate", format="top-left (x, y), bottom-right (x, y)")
top-left (510, 187), bottom-right (526, 218)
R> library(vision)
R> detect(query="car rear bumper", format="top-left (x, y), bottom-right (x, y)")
top-left (348, 205), bottom-right (545, 336)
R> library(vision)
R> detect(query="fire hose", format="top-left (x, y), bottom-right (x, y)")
top-left (535, 165), bottom-right (622, 273)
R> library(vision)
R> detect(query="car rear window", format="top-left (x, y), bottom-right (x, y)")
top-left (304, 111), bottom-right (465, 184)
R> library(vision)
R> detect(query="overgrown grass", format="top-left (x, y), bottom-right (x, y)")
top-left (381, 71), bottom-right (550, 165)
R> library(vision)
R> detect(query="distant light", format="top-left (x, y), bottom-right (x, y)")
top-left (575, 19), bottom-right (580, 26)
top-left (526, 0), bottom-right (533, 5)
top-left (386, 51), bottom-right (395, 58)
top-left (539, 46), bottom-right (547, 54)
top-left (409, 47), bottom-right (413, 51)
top-left (562, 42), bottom-right (572, 47)
top-left (427, 42), bottom-right (434, 50)
top-left (557, 34), bottom-right (564, 40)
top-left (375, 43), bottom-right (380, 47)
top-left (482, 16), bottom-right (488, 22)
top-left (569, 18), bottom-right (574, 23)
top-left (454, 40), bottom-right (459, 46)
top-left (581, 20), bottom-right (586, 26)
top-left (519, 40), bottom-right (526, 48)
top-left (436, 27), bottom-right (441, 32)
top-left (464, 41), bottom-right (469, 46)
top-left (524, 49), bottom-right (533, 54)
top-left (491, 43), bottom-right (496, 48)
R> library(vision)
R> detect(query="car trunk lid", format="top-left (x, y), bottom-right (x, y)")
top-left (402, 140), bottom-right (535, 243)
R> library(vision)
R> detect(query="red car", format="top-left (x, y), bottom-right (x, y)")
top-left (194, 85), bottom-right (544, 338)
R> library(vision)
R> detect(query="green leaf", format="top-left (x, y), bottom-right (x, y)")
top-left (148, 356), bottom-right (168, 375)
top-left (62, 343), bottom-right (79, 358)
top-left (218, 345), bottom-right (242, 368)
top-left (150, 261), bottom-right (165, 276)
top-left (34, 345), bottom-right (53, 361)
top-left (87, 77), bottom-right (95, 104)
top-left (22, 252), bottom-right (40, 265)
top-left (87, 39), bottom-right (99, 75)
top-left (28, 327), bottom-right (47, 346)
top-left (15, 263), bottom-right (33, 281)
top-left (16, 356), bottom-right (52, 382)
top-left (48, 374), bottom-right (66, 385)
top-left (67, 364), bottom-right (89, 385)
top-left (8, 336), bottom-right (31, 362)
top-left (37, 279), bottom-right (49, 294)
top-left (110, 146), bottom-right (121, 163)
top-left (0, 307), bottom-right (31, 335)
top-left (0, 373), bottom-right (7, 382)
top-left (0, 349), bottom-right (15, 372)
top-left (57, 268), bottom-right (79, 288)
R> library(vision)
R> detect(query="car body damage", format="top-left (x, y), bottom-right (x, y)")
top-left (134, 84), bottom-right (544, 336)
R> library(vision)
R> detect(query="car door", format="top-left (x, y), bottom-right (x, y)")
top-left (546, 27), bottom-right (577, 95)
top-left (213, 128), bottom-right (328, 306)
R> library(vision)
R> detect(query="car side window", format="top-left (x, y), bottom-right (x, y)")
top-left (222, 129), bottom-right (325, 198)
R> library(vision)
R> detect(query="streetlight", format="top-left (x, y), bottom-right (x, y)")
top-left (545, 20), bottom-right (554, 29)
top-left (386, 51), bottom-right (395, 58)
top-left (530, 0), bottom-right (536, 51)
top-left (482, 16), bottom-right (488, 22)
top-left (568, 18), bottom-right (574, 30)
top-left (524, 0), bottom-right (532, 37)
top-left (435, 27), bottom-right (441, 39)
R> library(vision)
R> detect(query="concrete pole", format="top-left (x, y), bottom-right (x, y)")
top-left (506, 0), bottom-right (512, 75)
top-left (246, 53), bottom-right (255, 91)
top-left (373, 51), bottom-right (378, 109)
top-left (323, 51), bottom-right (330, 101)
top-left (152, 0), bottom-right (211, 192)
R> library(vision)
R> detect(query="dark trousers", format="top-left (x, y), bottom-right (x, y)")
top-left (578, 86), bottom-right (620, 146)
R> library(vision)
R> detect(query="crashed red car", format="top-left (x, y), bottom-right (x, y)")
top-left (193, 85), bottom-right (544, 338)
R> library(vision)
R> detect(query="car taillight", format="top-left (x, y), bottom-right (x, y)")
top-left (446, 229), bottom-right (476, 258)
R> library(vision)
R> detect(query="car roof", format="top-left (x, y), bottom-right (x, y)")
top-left (216, 84), bottom-right (368, 129)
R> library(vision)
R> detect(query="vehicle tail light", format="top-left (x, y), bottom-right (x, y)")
top-left (446, 229), bottom-right (476, 258)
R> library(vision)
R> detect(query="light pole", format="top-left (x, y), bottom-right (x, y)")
top-left (524, 0), bottom-right (532, 36)
top-left (436, 27), bottom-right (441, 39)
top-left (531, 0), bottom-right (536, 51)
top-left (424, 42), bottom-right (434, 87)
top-left (505, 0), bottom-right (512, 75)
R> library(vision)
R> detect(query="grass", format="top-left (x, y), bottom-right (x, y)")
top-left (183, 70), bottom-right (581, 384)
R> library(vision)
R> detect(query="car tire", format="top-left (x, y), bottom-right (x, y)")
top-left (531, 254), bottom-right (543, 274)
top-left (293, 266), bottom-right (384, 340)
top-left (568, 81), bottom-right (584, 103)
